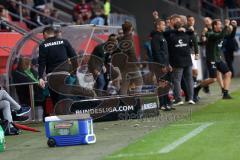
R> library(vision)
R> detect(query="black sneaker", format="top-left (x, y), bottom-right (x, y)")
top-left (203, 86), bottom-right (210, 94)
top-left (222, 94), bottom-right (232, 99)
top-left (16, 105), bottom-right (31, 116)
top-left (5, 127), bottom-right (20, 136)
top-left (14, 115), bottom-right (29, 122)
top-left (194, 86), bottom-right (201, 97)
top-left (193, 95), bottom-right (200, 103)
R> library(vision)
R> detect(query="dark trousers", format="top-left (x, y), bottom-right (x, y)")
top-left (224, 51), bottom-right (234, 77)
top-left (202, 57), bottom-right (209, 79)
top-left (49, 88), bottom-right (65, 106)
top-left (158, 74), bottom-right (171, 107)
top-left (95, 73), bottom-right (106, 96)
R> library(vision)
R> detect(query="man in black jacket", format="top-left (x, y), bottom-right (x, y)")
top-left (38, 26), bottom-right (78, 105)
top-left (151, 19), bottom-right (172, 110)
top-left (222, 21), bottom-right (238, 77)
top-left (88, 34), bottom-right (119, 96)
top-left (167, 18), bottom-right (196, 105)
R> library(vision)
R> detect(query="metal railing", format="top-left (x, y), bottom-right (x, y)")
top-left (0, 19), bottom-right (42, 44)
top-left (0, 19), bottom-right (27, 35)
top-left (108, 13), bottom-right (137, 31)
top-left (11, 0), bottom-right (63, 24)
top-left (7, 11), bottom-right (38, 28)
top-left (52, 0), bottom-right (75, 12)
top-left (200, 0), bottom-right (224, 21)
top-left (9, 82), bottom-right (39, 121)
top-left (167, 0), bottom-right (226, 21)
top-left (226, 8), bottom-right (240, 20)
top-left (199, 0), bottom-right (226, 21)
top-left (0, 46), bottom-right (11, 53)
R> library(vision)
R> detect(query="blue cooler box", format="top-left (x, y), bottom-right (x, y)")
top-left (45, 114), bottom-right (96, 147)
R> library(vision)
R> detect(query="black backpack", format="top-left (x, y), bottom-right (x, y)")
top-left (0, 120), bottom-right (20, 136)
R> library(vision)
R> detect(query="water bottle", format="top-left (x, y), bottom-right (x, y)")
top-left (0, 126), bottom-right (5, 152)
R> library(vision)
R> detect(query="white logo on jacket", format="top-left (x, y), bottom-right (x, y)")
top-left (218, 40), bottom-right (223, 48)
top-left (44, 41), bottom-right (64, 47)
top-left (175, 39), bottom-right (188, 47)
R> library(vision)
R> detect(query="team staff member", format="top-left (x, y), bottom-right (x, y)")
top-left (167, 17), bottom-right (196, 105)
top-left (88, 34), bottom-right (119, 96)
top-left (201, 19), bottom-right (236, 99)
top-left (198, 17), bottom-right (213, 94)
top-left (117, 21), bottom-right (143, 95)
top-left (38, 26), bottom-right (78, 105)
top-left (187, 16), bottom-right (199, 85)
top-left (151, 19), bottom-right (173, 111)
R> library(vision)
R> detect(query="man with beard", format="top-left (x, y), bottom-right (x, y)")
top-left (167, 15), bottom-right (196, 106)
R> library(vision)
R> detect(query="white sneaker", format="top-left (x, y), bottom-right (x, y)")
top-left (188, 100), bottom-right (195, 104)
top-left (173, 100), bottom-right (184, 106)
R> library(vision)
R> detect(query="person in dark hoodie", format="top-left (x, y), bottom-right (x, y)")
top-left (151, 19), bottom-right (173, 111)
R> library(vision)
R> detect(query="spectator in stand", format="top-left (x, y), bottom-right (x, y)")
top-left (33, 0), bottom-right (48, 9)
top-left (0, 5), bottom-right (11, 31)
top-left (90, 0), bottom-right (105, 25)
top-left (104, 0), bottom-right (111, 24)
top-left (213, 0), bottom-right (225, 7)
top-left (50, 8), bottom-right (58, 19)
top-left (75, 13), bottom-right (84, 25)
top-left (91, 0), bottom-right (104, 14)
top-left (73, 0), bottom-right (92, 24)
top-left (90, 10), bottom-right (105, 25)
top-left (6, 0), bottom-right (19, 21)
top-left (36, 7), bottom-right (53, 26)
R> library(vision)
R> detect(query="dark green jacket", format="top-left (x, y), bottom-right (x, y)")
top-left (205, 27), bottom-right (228, 62)
top-left (190, 31), bottom-right (199, 55)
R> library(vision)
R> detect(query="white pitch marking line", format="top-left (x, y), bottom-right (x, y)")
top-left (109, 122), bottom-right (214, 158)
top-left (169, 122), bottom-right (206, 127)
top-left (159, 122), bottom-right (214, 154)
top-left (109, 152), bottom-right (159, 158)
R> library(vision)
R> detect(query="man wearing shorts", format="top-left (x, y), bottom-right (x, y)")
top-left (195, 19), bottom-right (236, 99)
